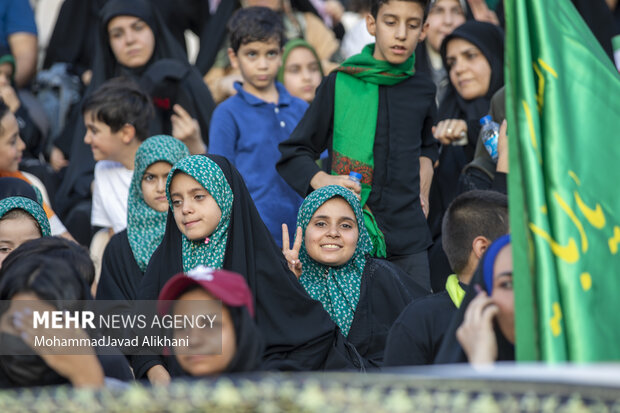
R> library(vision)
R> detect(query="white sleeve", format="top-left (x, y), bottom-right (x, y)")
top-left (48, 214), bottom-right (68, 236)
top-left (91, 171), bottom-right (112, 229)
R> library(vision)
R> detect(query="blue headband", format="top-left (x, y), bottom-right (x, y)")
top-left (482, 234), bottom-right (511, 295)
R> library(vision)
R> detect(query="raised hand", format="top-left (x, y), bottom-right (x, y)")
top-left (456, 288), bottom-right (499, 366)
top-left (282, 223), bottom-right (303, 278)
top-left (171, 104), bottom-right (205, 154)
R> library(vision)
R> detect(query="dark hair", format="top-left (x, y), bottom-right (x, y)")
top-left (228, 7), bottom-right (285, 53)
top-left (0, 237), bottom-right (95, 287)
top-left (441, 190), bottom-right (508, 274)
top-left (0, 98), bottom-right (10, 136)
top-left (370, 0), bottom-right (429, 18)
top-left (82, 77), bottom-right (154, 141)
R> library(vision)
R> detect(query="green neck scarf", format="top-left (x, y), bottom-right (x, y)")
top-left (445, 274), bottom-right (466, 308)
top-left (127, 135), bottom-right (190, 272)
top-left (166, 156), bottom-right (233, 272)
top-left (332, 43), bottom-right (415, 258)
top-left (0, 196), bottom-right (51, 237)
top-left (297, 185), bottom-right (373, 337)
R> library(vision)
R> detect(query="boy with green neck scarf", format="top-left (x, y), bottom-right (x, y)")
top-left (278, 0), bottom-right (439, 290)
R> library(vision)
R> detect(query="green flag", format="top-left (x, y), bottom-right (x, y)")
top-left (505, 0), bottom-right (620, 362)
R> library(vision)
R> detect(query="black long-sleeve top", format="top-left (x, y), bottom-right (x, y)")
top-left (277, 72), bottom-right (440, 257)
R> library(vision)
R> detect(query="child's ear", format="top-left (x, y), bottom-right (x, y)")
top-left (120, 123), bottom-right (137, 144)
top-left (365, 12), bottom-right (377, 37)
top-left (419, 21), bottom-right (429, 42)
top-left (227, 47), bottom-right (239, 70)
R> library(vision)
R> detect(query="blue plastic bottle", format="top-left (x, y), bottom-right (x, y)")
top-left (479, 115), bottom-right (499, 162)
top-left (348, 171), bottom-right (362, 183)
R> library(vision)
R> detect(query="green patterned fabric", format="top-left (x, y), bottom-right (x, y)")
top-left (127, 135), bottom-right (190, 271)
top-left (0, 196), bottom-right (51, 237)
top-left (166, 156), bottom-right (233, 272)
top-left (297, 185), bottom-right (372, 336)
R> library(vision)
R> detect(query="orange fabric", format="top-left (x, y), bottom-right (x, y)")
top-left (0, 171), bottom-right (55, 218)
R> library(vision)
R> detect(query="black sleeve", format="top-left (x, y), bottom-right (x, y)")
top-left (492, 172), bottom-right (507, 194)
top-left (277, 74), bottom-right (336, 197)
top-left (384, 314), bottom-right (431, 367)
top-left (96, 232), bottom-right (142, 301)
top-left (420, 97), bottom-right (439, 163)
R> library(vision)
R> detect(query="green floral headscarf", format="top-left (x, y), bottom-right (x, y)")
top-left (0, 196), bottom-right (51, 237)
top-left (297, 185), bottom-right (373, 336)
top-left (166, 155), bottom-right (233, 272)
top-left (127, 135), bottom-right (190, 271)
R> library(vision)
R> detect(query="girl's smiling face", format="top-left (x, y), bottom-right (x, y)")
top-left (169, 173), bottom-right (222, 240)
top-left (304, 197), bottom-right (359, 267)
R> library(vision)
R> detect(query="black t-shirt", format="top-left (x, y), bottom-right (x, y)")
top-left (277, 72), bottom-right (439, 257)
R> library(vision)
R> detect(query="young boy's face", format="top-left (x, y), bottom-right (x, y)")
top-left (0, 112), bottom-right (25, 172)
top-left (83, 111), bottom-right (127, 163)
top-left (366, 0), bottom-right (426, 65)
top-left (229, 38), bottom-right (282, 96)
top-left (424, 0), bottom-right (465, 53)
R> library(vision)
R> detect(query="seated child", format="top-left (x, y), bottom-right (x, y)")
top-left (96, 135), bottom-right (190, 301)
top-left (0, 196), bottom-right (50, 268)
top-left (84, 78), bottom-right (155, 236)
top-left (282, 185), bottom-right (427, 367)
top-left (158, 266), bottom-right (264, 377)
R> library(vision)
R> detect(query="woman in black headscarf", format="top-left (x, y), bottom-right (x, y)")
top-left (53, 0), bottom-right (215, 245)
top-left (434, 234), bottom-right (515, 364)
top-left (427, 21), bottom-right (504, 287)
top-left (132, 154), bottom-right (360, 383)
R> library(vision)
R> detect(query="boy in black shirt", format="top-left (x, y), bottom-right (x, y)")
top-left (277, 0), bottom-right (438, 289)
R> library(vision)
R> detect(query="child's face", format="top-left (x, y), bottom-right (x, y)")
top-left (491, 244), bottom-right (514, 344)
top-left (169, 173), bottom-right (222, 241)
top-left (107, 16), bottom-right (156, 69)
top-left (0, 112), bottom-right (25, 172)
top-left (304, 197), bottom-right (359, 267)
top-left (0, 215), bottom-right (41, 268)
top-left (424, 0), bottom-right (465, 53)
top-left (83, 111), bottom-right (127, 162)
top-left (0, 62), bottom-right (13, 87)
top-left (173, 288), bottom-right (237, 377)
top-left (445, 38), bottom-right (492, 100)
top-left (229, 38), bottom-right (282, 96)
top-left (366, 0), bottom-right (426, 65)
top-left (283, 47), bottom-right (322, 103)
top-left (141, 161), bottom-right (172, 212)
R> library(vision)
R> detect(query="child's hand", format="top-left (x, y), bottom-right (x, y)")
top-left (467, 0), bottom-right (500, 25)
top-left (456, 288), bottom-right (499, 366)
top-left (282, 224), bottom-right (303, 278)
top-left (49, 146), bottom-right (69, 172)
top-left (433, 119), bottom-right (468, 146)
top-left (171, 104), bottom-right (205, 154)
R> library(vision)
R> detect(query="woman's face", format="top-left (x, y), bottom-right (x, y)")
top-left (491, 244), bottom-right (514, 344)
top-left (107, 15), bottom-right (155, 68)
top-left (173, 288), bottom-right (236, 377)
top-left (141, 161), bottom-right (172, 213)
top-left (0, 215), bottom-right (41, 268)
top-left (169, 173), bottom-right (222, 241)
top-left (304, 197), bottom-right (359, 267)
top-left (445, 38), bottom-right (492, 100)
top-left (283, 47), bottom-right (322, 103)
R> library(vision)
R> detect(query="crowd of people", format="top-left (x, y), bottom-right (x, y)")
top-left (0, 0), bottom-right (618, 389)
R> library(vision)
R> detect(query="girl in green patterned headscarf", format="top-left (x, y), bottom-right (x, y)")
top-left (166, 155), bottom-right (233, 272)
top-left (127, 135), bottom-right (190, 272)
top-left (294, 185), bottom-right (372, 337)
top-left (0, 196), bottom-right (51, 267)
top-left (97, 136), bottom-right (190, 301)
